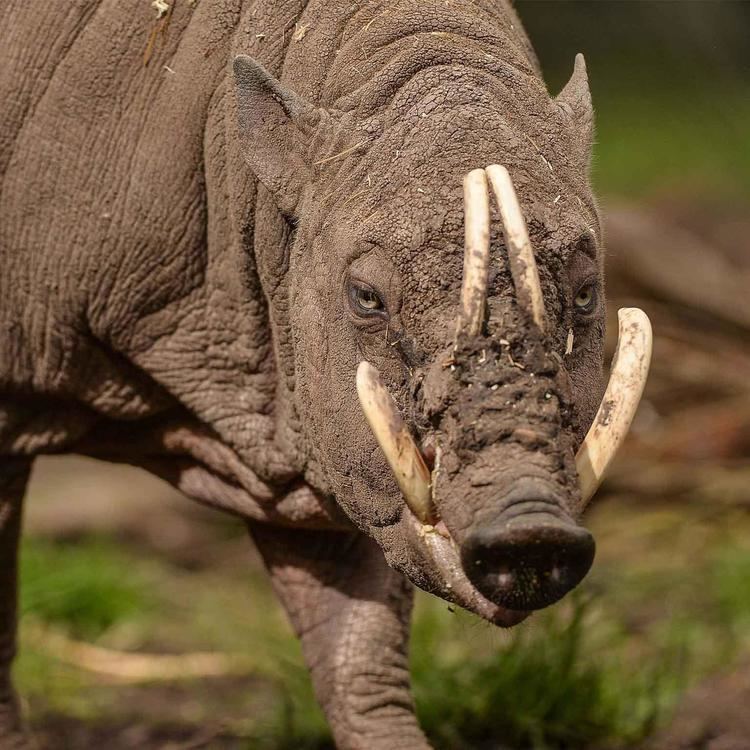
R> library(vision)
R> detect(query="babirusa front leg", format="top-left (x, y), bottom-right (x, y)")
top-left (248, 524), bottom-right (431, 750)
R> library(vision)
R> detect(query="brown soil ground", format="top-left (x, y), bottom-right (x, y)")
top-left (644, 665), bottom-right (750, 750)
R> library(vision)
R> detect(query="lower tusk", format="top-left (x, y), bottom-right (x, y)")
top-left (576, 308), bottom-right (653, 508)
top-left (486, 164), bottom-right (546, 333)
top-left (456, 168), bottom-right (491, 341)
top-left (356, 361), bottom-right (434, 523)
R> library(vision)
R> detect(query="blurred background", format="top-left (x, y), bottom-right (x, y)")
top-left (17, 2), bottom-right (750, 748)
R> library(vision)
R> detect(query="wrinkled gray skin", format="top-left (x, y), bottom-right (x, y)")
top-left (0, 0), bottom-right (605, 747)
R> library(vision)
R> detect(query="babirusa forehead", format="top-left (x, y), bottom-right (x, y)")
top-left (327, 166), bottom-right (599, 277)
top-left (319, 130), bottom-right (598, 263)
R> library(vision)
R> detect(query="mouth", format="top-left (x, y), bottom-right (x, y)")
top-left (356, 164), bottom-right (652, 622)
top-left (402, 503), bottom-right (530, 627)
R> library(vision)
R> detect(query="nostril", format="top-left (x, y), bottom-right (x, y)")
top-left (461, 514), bottom-right (595, 611)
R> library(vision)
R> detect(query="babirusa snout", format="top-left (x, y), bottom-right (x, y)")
top-left (461, 478), bottom-right (596, 610)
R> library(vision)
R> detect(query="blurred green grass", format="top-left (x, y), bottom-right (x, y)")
top-left (592, 78), bottom-right (750, 201)
top-left (15, 500), bottom-right (750, 749)
top-left (20, 539), bottom-right (154, 640)
top-left (514, 1), bottom-right (750, 201)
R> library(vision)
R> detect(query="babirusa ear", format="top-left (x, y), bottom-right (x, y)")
top-left (233, 55), bottom-right (321, 216)
top-left (555, 53), bottom-right (594, 171)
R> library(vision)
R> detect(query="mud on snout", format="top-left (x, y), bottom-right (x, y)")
top-left (422, 331), bottom-right (595, 613)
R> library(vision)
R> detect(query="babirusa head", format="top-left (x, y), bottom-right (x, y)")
top-left (357, 165), bottom-right (651, 616)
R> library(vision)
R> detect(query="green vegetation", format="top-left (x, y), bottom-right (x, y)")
top-left (412, 595), bottom-right (669, 749)
top-left (410, 538), bottom-right (750, 750)
top-left (14, 500), bottom-right (750, 749)
top-left (592, 78), bottom-right (750, 200)
top-left (20, 539), bottom-right (153, 639)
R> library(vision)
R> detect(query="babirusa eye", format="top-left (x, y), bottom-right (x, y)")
top-left (574, 284), bottom-right (597, 314)
top-left (357, 288), bottom-right (382, 310)
top-left (350, 282), bottom-right (385, 316)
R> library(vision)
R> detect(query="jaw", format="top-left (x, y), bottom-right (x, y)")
top-left (370, 502), bottom-right (530, 627)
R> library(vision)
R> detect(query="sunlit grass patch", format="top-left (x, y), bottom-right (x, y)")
top-left (19, 537), bottom-right (154, 640)
top-left (411, 593), bottom-right (677, 750)
top-left (15, 534), bottom-right (321, 739)
top-left (16, 537), bottom-right (157, 720)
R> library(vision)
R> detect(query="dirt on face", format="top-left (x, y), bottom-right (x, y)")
top-left (420, 303), bottom-right (580, 543)
top-left (408, 292), bottom-right (596, 612)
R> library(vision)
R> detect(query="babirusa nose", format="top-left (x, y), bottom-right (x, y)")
top-left (460, 487), bottom-right (595, 611)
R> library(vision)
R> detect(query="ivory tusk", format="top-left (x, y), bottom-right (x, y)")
top-left (576, 308), bottom-right (653, 508)
top-left (455, 168), bottom-right (491, 340)
top-left (356, 361), bottom-right (434, 523)
top-left (486, 164), bottom-right (546, 333)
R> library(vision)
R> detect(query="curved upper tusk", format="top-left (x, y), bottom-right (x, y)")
top-left (456, 168), bottom-right (491, 341)
top-left (486, 164), bottom-right (546, 333)
top-left (356, 361), bottom-right (434, 523)
top-left (576, 308), bottom-right (653, 508)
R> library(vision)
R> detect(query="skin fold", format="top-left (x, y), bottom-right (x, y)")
top-left (0, 0), bottom-right (604, 746)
